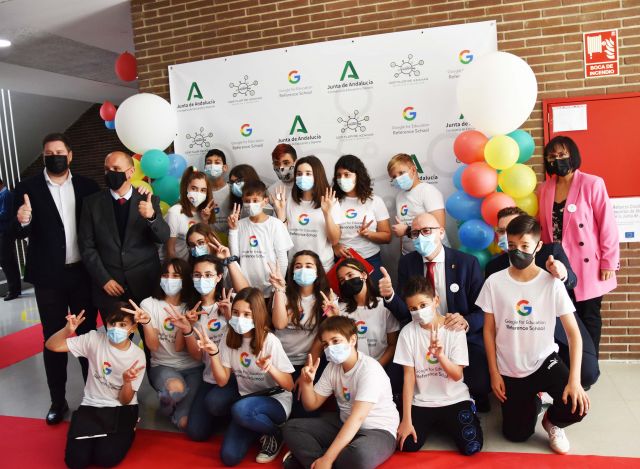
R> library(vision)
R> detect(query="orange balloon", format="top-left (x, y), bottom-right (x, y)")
top-left (454, 130), bottom-right (488, 164)
top-left (461, 162), bottom-right (498, 198)
top-left (133, 153), bottom-right (142, 161)
top-left (481, 192), bottom-right (515, 226)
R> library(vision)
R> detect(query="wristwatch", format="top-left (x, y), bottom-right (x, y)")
top-left (222, 255), bottom-right (239, 266)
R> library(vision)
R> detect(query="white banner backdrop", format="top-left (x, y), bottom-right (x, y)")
top-left (169, 21), bottom-right (497, 264)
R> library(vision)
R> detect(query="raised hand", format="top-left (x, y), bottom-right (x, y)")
top-left (65, 310), bottom-right (86, 333)
top-left (358, 215), bottom-right (374, 239)
top-left (216, 288), bottom-right (234, 320)
top-left (428, 324), bottom-right (443, 359)
top-left (17, 194), bottom-right (32, 224)
top-left (227, 203), bottom-right (241, 230)
top-left (164, 304), bottom-right (192, 334)
top-left (320, 187), bottom-right (336, 214)
top-left (301, 353), bottom-right (320, 384)
top-left (207, 239), bottom-right (229, 260)
top-left (103, 279), bottom-right (125, 297)
top-left (378, 267), bottom-right (394, 299)
top-left (256, 351), bottom-right (273, 373)
top-left (135, 184), bottom-right (151, 197)
top-left (545, 255), bottom-right (567, 280)
top-left (391, 216), bottom-right (408, 238)
top-left (138, 193), bottom-right (155, 220)
top-left (123, 360), bottom-right (145, 383)
top-left (200, 199), bottom-right (215, 223)
top-left (193, 324), bottom-right (218, 355)
top-left (267, 262), bottom-right (286, 291)
top-left (270, 185), bottom-right (287, 219)
top-left (120, 299), bottom-right (151, 324)
top-left (185, 301), bottom-right (203, 324)
top-left (320, 289), bottom-right (339, 317)
top-left (332, 243), bottom-right (351, 259)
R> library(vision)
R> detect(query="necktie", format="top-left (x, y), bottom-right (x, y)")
top-left (118, 198), bottom-right (127, 205)
top-left (426, 261), bottom-right (436, 293)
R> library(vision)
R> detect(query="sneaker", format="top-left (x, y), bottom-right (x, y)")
top-left (256, 433), bottom-right (284, 463)
top-left (542, 413), bottom-right (570, 454)
top-left (282, 451), bottom-right (304, 469)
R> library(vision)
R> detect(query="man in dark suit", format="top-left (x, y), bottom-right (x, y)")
top-left (485, 206), bottom-right (599, 388)
top-left (79, 151), bottom-right (169, 320)
top-left (0, 177), bottom-right (22, 300)
top-left (11, 133), bottom-right (99, 424)
top-left (379, 212), bottom-right (490, 410)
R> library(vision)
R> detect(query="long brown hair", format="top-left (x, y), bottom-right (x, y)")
top-left (226, 287), bottom-right (272, 356)
top-left (336, 257), bottom-right (379, 313)
top-left (285, 250), bottom-right (329, 332)
top-left (185, 223), bottom-right (222, 265)
top-left (291, 155), bottom-right (330, 209)
top-left (179, 166), bottom-right (213, 218)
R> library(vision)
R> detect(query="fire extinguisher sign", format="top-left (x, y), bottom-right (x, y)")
top-left (583, 29), bottom-right (619, 78)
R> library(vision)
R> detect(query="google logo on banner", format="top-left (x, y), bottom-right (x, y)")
top-left (342, 386), bottom-right (351, 401)
top-left (163, 317), bottom-right (175, 331)
top-left (459, 49), bottom-right (474, 64)
top-left (356, 320), bottom-right (368, 335)
top-left (426, 352), bottom-right (439, 365)
top-left (240, 123), bottom-right (253, 137)
top-left (400, 204), bottom-right (409, 216)
top-left (240, 352), bottom-right (251, 368)
top-left (345, 208), bottom-right (358, 219)
top-left (207, 319), bottom-right (221, 332)
top-left (102, 361), bottom-right (112, 376)
top-left (249, 235), bottom-right (259, 247)
top-left (288, 70), bottom-right (301, 84)
top-left (403, 106), bottom-right (417, 121)
top-left (298, 213), bottom-right (310, 225)
top-left (516, 300), bottom-right (533, 316)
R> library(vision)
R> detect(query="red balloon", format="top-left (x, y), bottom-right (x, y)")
top-left (461, 162), bottom-right (498, 198)
top-left (99, 101), bottom-right (116, 121)
top-left (454, 130), bottom-right (488, 164)
top-left (133, 153), bottom-right (142, 161)
top-left (481, 192), bottom-right (515, 227)
top-left (115, 51), bottom-right (137, 82)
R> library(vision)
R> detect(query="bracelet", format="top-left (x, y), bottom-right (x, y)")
top-left (274, 288), bottom-right (286, 294)
top-left (209, 350), bottom-right (219, 357)
top-left (139, 320), bottom-right (151, 325)
top-left (183, 328), bottom-right (194, 337)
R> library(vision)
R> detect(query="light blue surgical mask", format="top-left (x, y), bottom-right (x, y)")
top-left (296, 175), bottom-right (314, 192)
top-left (160, 278), bottom-right (182, 296)
top-left (229, 316), bottom-right (255, 335)
top-left (497, 233), bottom-right (509, 252)
top-left (205, 164), bottom-right (224, 178)
top-left (325, 343), bottom-right (351, 364)
top-left (191, 244), bottom-right (209, 258)
top-left (107, 326), bottom-right (129, 344)
top-left (231, 181), bottom-right (244, 197)
top-left (337, 177), bottom-right (355, 193)
top-left (413, 233), bottom-right (438, 258)
top-left (293, 268), bottom-right (317, 286)
top-left (393, 173), bottom-right (413, 191)
top-left (247, 202), bottom-right (263, 217)
top-left (193, 277), bottom-right (217, 295)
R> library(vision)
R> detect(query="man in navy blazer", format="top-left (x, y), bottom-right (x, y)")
top-left (380, 213), bottom-right (490, 410)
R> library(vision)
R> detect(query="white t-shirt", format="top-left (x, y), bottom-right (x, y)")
top-left (196, 303), bottom-right (228, 384)
top-left (476, 268), bottom-right (575, 378)
top-left (339, 195), bottom-right (390, 259)
top-left (212, 184), bottom-right (231, 235)
top-left (275, 294), bottom-right (318, 365)
top-left (229, 216), bottom-right (293, 297)
top-left (165, 204), bottom-right (202, 261)
top-left (286, 199), bottom-right (344, 271)
top-left (67, 330), bottom-right (145, 407)
top-left (339, 300), bottom-right (400, 361)
top-left (141, 297), bottom-right (200, 370)
top-left (268, 180), bottom-right (294, 200)
top-left (220, 332), bottom-right (295, 416)
top-left (315, 352), bottom-right (399, 437)
top-left (393, 321), bottom-right (471, 407)
top-left (395, 183), bottom-right (445, 254)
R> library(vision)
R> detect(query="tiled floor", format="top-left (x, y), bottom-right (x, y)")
top-left (1, 289), bottom-right (640, 458)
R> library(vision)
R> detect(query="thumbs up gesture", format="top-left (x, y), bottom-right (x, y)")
top-left (138, 193), bottom-right (155, 220)
top-left (545, 255), bottom-right (567, 280)
top-left (17, 194), bottom-right (32, 224)
top-left (378, 267), bottom-right (394, 299)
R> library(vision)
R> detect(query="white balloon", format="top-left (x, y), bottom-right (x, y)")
top-left (115, 93), bottom-right (177, 154)
top-left (457, 51), bottom-right (537, 136)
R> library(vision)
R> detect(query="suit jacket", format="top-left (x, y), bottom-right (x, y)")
top-left (386, 246), bottom-right (485, 348)
top-left (79, 188), bottom-right (169, 301)
top-left (10, 172), bottom-right (99, 286)
top-left (538, 170), bottom-right (619, 302)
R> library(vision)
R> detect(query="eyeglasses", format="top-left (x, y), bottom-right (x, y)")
top-left (495, 228), bottom-right (507, 236)
top-left (228, 178), bottom-right (243, 185)
top-left (545, 152), bottom-right (569, 162)
top-left (193, 273), bottom-right (217, 279)
top-left (408, 227), bottom-right (440, 239)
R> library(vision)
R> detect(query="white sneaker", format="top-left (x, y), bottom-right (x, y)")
top-left (542, 413), bottom-right (570, 454)
top-left (256, 434), bottom-right (284, 463)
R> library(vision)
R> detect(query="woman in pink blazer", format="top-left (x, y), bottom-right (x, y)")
top-left (538, 136), bottom-right (620, 356)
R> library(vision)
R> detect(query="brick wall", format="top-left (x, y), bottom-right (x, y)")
top-left (130, 0), bottom-right (640, 360)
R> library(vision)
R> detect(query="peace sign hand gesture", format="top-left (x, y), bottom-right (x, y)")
top-left (138, 193), bottom-right (155, 220)
top-left (207, 239), bottom-right (230, 260)
top-left (123, 360), bottom-right (145, 383)
top-left (267, 262), bottom-right (286, 291)
top-left (193, 325), bottom-right (218, 356)
top-left (185, 301), bottom-right (203, 324)
top-left (65, 310), bottom-right (86, 333)
top-left (227, 203), bottom-right (241, 230)
top-left (301, 353), bottom-right (320, 384)
top-left (320, 289), bottom-right (339, 317)
top-left (256, 351), bottom-right (273, 373)
top-left (216, 288), bottom-right (234, 320)
top-left (121, 299), bottom-right (151, 325)
top-left (428, 325), bottom-right (443, 359)
top-left (200, 199), bottom-right (215, 223)
top-left (320, 187), bottom-right (336, 214)
top-left (163, 304), bottom-right (192, 334)
top-left (358, 215), bottom-right (374, 239)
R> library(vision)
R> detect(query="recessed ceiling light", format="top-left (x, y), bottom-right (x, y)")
top-left (0, 39), bottom-right (11, 48)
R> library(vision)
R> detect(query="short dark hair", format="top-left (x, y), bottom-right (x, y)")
top-left (105, 302), bottom-right (135, 325)
top-left (497, 206), bottom-right (527, 222)
top-left (317, 316), bottom-right (357, 341)
top-left (506, 214), bottom-right (541, 240)
top-left (205, 149), bottom-right (226, 165)
top-left (42, 133), bottom-right (71, 151)
top-left (242, 179), bottom-right (267, 198)
top-left (543, 136), bottom-right (581, 176)
top-left (403, 276), bottom-right (435, 300)
top-left (272, 143), bottom-right (297, 161)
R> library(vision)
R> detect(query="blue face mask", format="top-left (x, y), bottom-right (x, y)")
top-left (193, 277), bottom-right (217, 295)
top-left (325, 343), bottom-right (351, 364)
top-left (191, 244), bottom-right (209, 258)
top-left (160, 278), bottom-right (182, 296)
top-left (296, 175), bottom-right (314, 192)
top-left (497, 233), bottom-right (509, 252)
top-left (413, 233), bottom-right (438, 257)
top-left (231, 181), bottom-right (244, 198)
top-left (107, 326), bottom-right (129, 344)
top-left (293, 268), bottom-right (317, 287)
top-left (393, 173), bottom-right (413, 191)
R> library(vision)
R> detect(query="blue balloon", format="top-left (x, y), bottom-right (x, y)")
top-left (445, 190), bottom-right (482, 221)
top-left (167, 153), bottom-right (188, 179)
top-left (105, 120), bottom-right (115, 130)
top-left (458, 219), bottom-right (494, 251)
top-left (453, 165), bottom-right (467, 191)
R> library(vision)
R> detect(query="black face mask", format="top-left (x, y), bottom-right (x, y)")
top-left (44, 155), bottom-right (69, 175)
top-left (104, 170), bottom-right (128, 191)
top-left (340, 277), bottom-right (365, 298)
top-left (508, 248), bottom-right (536, 270)
top-left (553, 158), bottom-right (572, 177)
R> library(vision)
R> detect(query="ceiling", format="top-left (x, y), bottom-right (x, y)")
top-left (0, 0), bottom-right (137, 104)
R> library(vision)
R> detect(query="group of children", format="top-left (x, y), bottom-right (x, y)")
top-left (45, 144), bottom-right (590, 469)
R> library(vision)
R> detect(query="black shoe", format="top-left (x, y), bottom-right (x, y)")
top-left (3, 292), bottom-right (20, 301)
top-left (46, 401), bottom-right (69, 425)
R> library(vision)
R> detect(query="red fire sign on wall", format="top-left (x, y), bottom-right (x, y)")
top-left (584, 29), bottom-right (619, 78)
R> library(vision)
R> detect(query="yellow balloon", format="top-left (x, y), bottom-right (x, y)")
top-left (487, 241), bottom-right (502, 255)
top-left (498, 163), bottom-right (537, 199)
top-left (132, 158), bottom-right (145, 181)
top-left (484, 135), bottom-right (519, 170)
top-left (131, 179), bottom-right (153, 194)
top-left (515, 192), bottom-right (539, 217)
top-left (159, 201), bottom-right (170, 216)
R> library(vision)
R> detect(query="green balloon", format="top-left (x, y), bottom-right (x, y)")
top-left (141, 149), bottom-right (169, 179)
top-left (508, 129), bottom-right (535, 164)
top-left (458, 245), bottom-right (492, 270)
top-left (151, 176), bottom-right (180, 205)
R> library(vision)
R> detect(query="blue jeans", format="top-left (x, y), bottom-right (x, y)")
top-left (148, 364), bottom-right (203, 428)
top-left (221, 396), bottom-right (287, 466)
top-left (186, 375), bottom-right (239, 442)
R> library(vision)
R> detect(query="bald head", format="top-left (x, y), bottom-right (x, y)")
top-left (412, 212), bottom-right (440, 231)
top-left (410, 212), bottom-right (445, 259)
top-left (104, 151), bottom-right (133, 172)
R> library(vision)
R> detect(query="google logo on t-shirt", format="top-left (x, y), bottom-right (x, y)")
top-left (102, 361), bottom-right (112, 376)
top-left (208, 319), bottom-right (221, 332)
top-left (249, 235), bottom-right (259, 247)
top-left (342, 386), bottom-right (351, 401)
top-left (402, 106), bottom-right (417, 121)
top-left (240, 123), bottom-right (253, 137)
top-left (400, 204), bottom-right (409, 216)
top-left (240, 352), bottom-right (252, 368)
top-left (355, 320), bottom-right (368, 335)
top-left (516, 300), bottom-right (533, 317)
top-left (298, 213), bottom-right (310, 225)
top-left (288, 70), bottom-right (301, 84)
top-left (163, 317), bottom-right (175, 331)
top-left (426, 352), bottom-right (439, 365)
top-left (345, 208), bottom-right (358, 219)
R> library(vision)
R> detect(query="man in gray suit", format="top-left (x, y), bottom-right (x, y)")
top-left (79, 151), bottom-right (169, 320)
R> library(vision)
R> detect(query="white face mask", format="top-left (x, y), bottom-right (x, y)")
top-left (411, 305), bottom-right (435, 325)
top-left (160, 278), bottom-right (182, 296)
top-left (247, 202), bottom-right (263, 217)
top-left (324, 342), bottom-right (351, 364)
top-left (187, 191), bottom-right (206, 207)
top-left (337, 177), bottom-right (355, 193)
top-left (229, 316), bottom-right (255, 335)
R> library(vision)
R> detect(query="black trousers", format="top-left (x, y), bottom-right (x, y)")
top-left (574, 296), bottom-right (603, 358)
top-left (464, 343), bottom-right (491, 402)
top-left (501, 352), bottom-right (586, 442)
top-left (555, 312), bottom-right (600, 387)
top-left (35, 264), bottom-right (97, 404)
top-left (0, 232), bottom-right (21, 295)
top-left (400, 400), bottom-right (483, 455)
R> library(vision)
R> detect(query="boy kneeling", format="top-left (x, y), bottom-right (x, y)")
top-left (477, 215), bottom-right (589, 454)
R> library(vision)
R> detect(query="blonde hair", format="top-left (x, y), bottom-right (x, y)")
top-left (387, 153), bottom-right (414, 173)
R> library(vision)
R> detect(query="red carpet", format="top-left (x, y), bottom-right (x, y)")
top-left (0, 415), bottom-right (637, 469)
